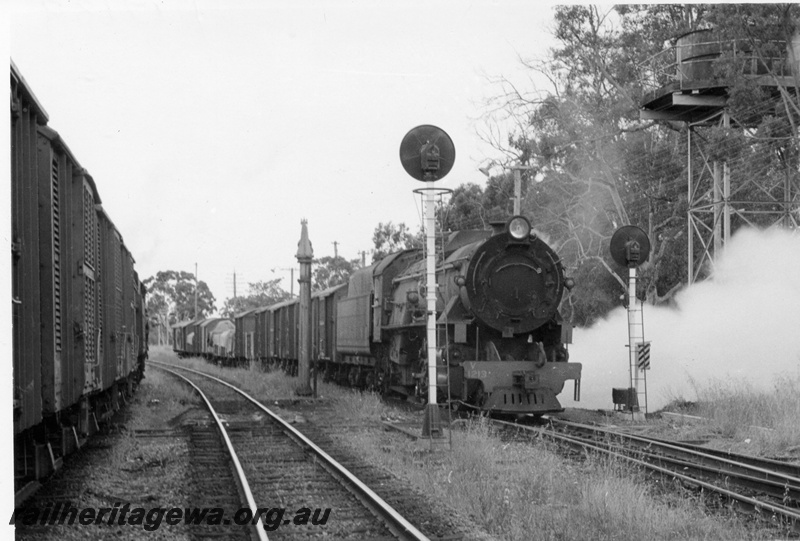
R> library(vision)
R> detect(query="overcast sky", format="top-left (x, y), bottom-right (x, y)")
top-left (7, 0), bottom-right (560, 308)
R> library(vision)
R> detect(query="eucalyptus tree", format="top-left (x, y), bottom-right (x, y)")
top-left (143, 270), bottom-right (216, 344)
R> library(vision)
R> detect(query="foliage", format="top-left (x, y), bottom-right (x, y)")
top-left (371, 221), bottom-right (423, 261)
top-left (440, 177), bottom-right (527, 231)
top-left (474, 5), bottom-right (689, 325)
top-left (220, 279), bottom-right (291, 317)
top-left (439, 182), bottom-right (491, 230)
top-left (472, 4), bottom-right (799, 326)
top-left (312, 256), bottom-right (359, 290)
top-left (143, 270), bottom-right (216, 344)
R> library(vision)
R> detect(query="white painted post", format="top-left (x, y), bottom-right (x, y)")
top-left (422, 182), bottom-right (441, 439)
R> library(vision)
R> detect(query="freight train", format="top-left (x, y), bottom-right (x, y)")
top-left (11, 61), bottom-right (148, 503)
top-left (174, 216), bottom-right (582, 415)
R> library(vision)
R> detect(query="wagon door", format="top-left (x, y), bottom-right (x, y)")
top-left (74, 172), bottom-right (102, 396)
top-left (125, 251), bottom-right (137, 372)
top-left (38, 140), bottom-right (67, 413)
top-left (98, 214), bottom-right (119, 388)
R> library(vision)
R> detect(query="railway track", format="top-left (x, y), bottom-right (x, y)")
top-left (490, 416), bottom-right (800, 534)
top-left (150, 360), bottom-right (429, 540)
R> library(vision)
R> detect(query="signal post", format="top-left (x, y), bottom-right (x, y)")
top-left (610, 226), bottom-right (651, 421)
top-left (399, 125), bottom-right (455, 448)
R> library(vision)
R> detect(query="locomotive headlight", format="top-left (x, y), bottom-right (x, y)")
top-left (507, 216), bottom-right (531, 240)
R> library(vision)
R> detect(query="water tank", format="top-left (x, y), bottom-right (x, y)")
top-left (675, 28), bottom-right (791, 85)
top-left (675, 29), bottom-right (722, 83)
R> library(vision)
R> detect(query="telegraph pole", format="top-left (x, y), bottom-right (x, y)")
top-left (194, 262), bottom-right (198, 319)
top-left (271, 267), bottom-right (296, 297)
top-left (509, 165), bottom-right (536, 216)
top-left (481, 163), bottom-right (536, 216)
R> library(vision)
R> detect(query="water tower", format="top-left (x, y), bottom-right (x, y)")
top-left (640, 28), bottom-right (799, 283)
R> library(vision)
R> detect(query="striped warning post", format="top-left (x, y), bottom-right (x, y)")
top-left (636, 341), bottom-right (651, 370)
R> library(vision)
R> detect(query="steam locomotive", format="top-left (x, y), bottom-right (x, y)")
top-left (11, 62), bottom-right (148, 501)
top-left (175, 215), bottom-right (581, 415)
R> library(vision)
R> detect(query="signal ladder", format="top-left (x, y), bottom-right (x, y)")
top-left (627, 293), bottom-right (649, 417)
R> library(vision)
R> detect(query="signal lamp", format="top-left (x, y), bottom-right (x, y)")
top-left (507, 216), bottom-right (531, 240)
top-left (406, 290), bottom-right (420, 305)
top-left (565, 277), bottom-right (575, 290)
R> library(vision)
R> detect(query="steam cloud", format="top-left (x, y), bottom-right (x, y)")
top-left (561, 227), bottom-right (800, 411)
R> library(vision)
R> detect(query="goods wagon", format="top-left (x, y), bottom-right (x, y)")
top-left (11, 61), bottom-right (146, 501)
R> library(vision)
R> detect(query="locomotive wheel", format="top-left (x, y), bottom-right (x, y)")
top-left (347, 367), bottom-right (359, 388)
top-left (365, 369), bottom-right (376, 391)
top-left (380, 366), bottom-right (393, 397)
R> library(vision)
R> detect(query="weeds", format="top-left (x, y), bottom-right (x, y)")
top-left (147, 347), bottom-right (784, 539)
top-left (675, 370), bottom-right (800, 456)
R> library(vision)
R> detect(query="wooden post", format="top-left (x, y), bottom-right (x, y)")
top-left (295, 220), bottom-right (313, 396)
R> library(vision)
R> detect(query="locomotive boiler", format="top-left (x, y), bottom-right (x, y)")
top-left (335, 215), bottom-right (581, 415)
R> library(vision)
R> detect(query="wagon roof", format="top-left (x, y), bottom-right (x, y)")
top-left (234, 307), bottom-right (259, 318)
top-left (206, 319), bottom-right (234, 332)
top-left (199, 317), bottom-right (229, 329)
top-left (312, 283), bottom-right (347, 298)
top-left (37, 124), bottom-right (102, 205)
top-left (11, 60), bottom-right (49, 122)
top-left (375, 249), bottom-right (419, 275)
top-left (268, 297), bottom-right (299, 311)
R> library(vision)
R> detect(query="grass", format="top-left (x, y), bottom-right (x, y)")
top-left (144, 347), bottom-right (786, 540)
top-left (147, 346), bottom-right (394, 422)
top-left (335, 416), bottom-right (761, 541)
top-left (663, 370), bottom-right (800, 457)
top-left (147, 346), bottom-right (302, 401)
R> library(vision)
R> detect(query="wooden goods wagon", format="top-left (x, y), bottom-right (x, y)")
top-left (12, 61), bottom-right (147, 498)
top-left (234, 308), bottom-right (258, 360)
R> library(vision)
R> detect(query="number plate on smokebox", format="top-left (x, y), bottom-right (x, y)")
top-left (512, 371), bottom-right (539, 390)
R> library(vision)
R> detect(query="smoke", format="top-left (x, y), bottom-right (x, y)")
top-left (561, 227), bottom-right (800, 411)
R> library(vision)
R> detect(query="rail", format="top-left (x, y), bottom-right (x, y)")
top-left (491, 417), bottom-right (800, 533)
top-left (152, 363), bottom-right (269, 541)
top-left (150, 360), bottom-right (430, 541)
